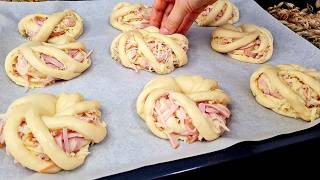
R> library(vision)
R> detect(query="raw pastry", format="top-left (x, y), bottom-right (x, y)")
top-left (250, 64), bottom-right (320, 121)
top-left (196, 0), bottom-right (239, 27)
top-left (18, 9), bottom-right (83, 44)
top-left (211, 23), bottom-right (273, 63)
top-left (5, 41), bottom-right (92, 88)
top-left (111, 26), bottom-right (188, 74)
top-left (110, 2), bottom-right (152, 31)
top-left (137, 75), bottom-right (231, 148)
top-left (0, 93), bottom-right (107, 173)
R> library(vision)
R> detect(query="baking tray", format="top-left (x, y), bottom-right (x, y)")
top-left (107, 0), bottom-right (320, 178)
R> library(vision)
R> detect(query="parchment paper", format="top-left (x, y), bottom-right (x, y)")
top-left (0, 0), bottom-right (319, 179)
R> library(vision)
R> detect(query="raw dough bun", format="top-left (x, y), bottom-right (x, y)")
top-left (1, 93), bottom-right (107, 173)
top-left (250, 64), bottom-right (320, 121)
top-left (110, 2), bottom-right (152, 31)
top-left (111, 26), bottom-right (188, 74)
top-left (5, 41), bottom-right (92, 88)
top-left (18, 9), bottom-right (83, 44)
top-left (137, 75), bottom-right (231, 148)
top-left (211, 23), bottom-right (273, 63)
top-left (196, 0), bottom-right (239, 27)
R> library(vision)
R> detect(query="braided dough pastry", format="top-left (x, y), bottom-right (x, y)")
top-left (250, 64), bottom-right (320, 121)
top-left (211, 24), bottom-right (273, 63)
top-left (5, 41), bottom-right (92, 88)
top-left (0, 93), bottom-right (107, 173)
top-left (110, 2), bottom-right (152, 31)
top-left (111, 26), bottom-right (188, 74)
top-left (137, 75), bottom-right (231, 148)
top-left (196, 0), bottom-right (239, 27)
top-left (18, 9), bottom-right (83, 44)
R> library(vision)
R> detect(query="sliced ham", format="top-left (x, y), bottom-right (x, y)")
top-left (40, 54), bottom-right (64, 69)
top-left (258, 75), bottom-right (282, 99)
top-left (54, 129), bottom-right (86, 153)
top-left (167, 133), bottom-right (179, 149)
top-left (15, 55), bottom-right (29, 76)
top-left (68, 137), bottom-right (87, 152)
top-left (62, 17), bottom-right (76, 27)
top-left (0, 118), bottom-right (5, 145)
top-left (33, 16), bottom-right (47, 26)
top-left (62, 128), bottom-right (70, 153)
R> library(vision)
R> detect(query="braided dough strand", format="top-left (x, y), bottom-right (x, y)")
top-left (196, 0), bottom-right (239, 27)
top-left (18, 9), bottom-right (83, 44)
top-left (111, 26), bottom-right (188, 74)
top-left (211, 24), bottom-right (273, 63)
top-left (2, 93), bottom-right (107, 173)
top-left (137, 75), bottom-right (231, 148)
top-left (5, 41), bottom-right (91, 88)
top-left (250, 64), bottom-right (320, 121)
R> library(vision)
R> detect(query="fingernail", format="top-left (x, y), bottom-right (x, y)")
top-left (160, 27), bottom-right (170, 35)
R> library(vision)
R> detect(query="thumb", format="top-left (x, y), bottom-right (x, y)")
top-left (160, 2), bottom-right (187, 34)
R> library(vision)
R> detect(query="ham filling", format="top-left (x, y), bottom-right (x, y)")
top-left (49, 15), bottom-right (76, 38)
top-left (153, 94), bottom-right (200, 149)
top-left (0, 117), bottom-right (5, 146)
top-left (76, 111), bottom-right (99, 124)
top-left (40, 53), bottom-right (65, 70)
top-left (13, 54), bottom-right (56, 86)
top-left (220, 37), bottom-right (266, 59)
top-left (124, 37), bottom-right (184, 72)
top-left (280, 73), bottom-right (320, 108)
top-left (17, 121), bottom-right (88, 161)
top-left (257, 74), bottom-right (282, 99)
top-left (25, 16), bottom-right (48, 37)
top-left (197, 101), bottom-right (231, 132)
top-left (121, 6), bottom-right (152, 29)
top-left (66, 49), bottom-right (93, 63)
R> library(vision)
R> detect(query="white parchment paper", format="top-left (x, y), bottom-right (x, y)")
top-left (0, 0), bottom-right (319, 179)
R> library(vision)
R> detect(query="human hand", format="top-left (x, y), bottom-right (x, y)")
top-left (150, 0), bottom-right (217, 34)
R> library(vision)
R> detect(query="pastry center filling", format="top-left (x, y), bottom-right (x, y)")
top-left (40, 53), bottom-right (65, 70)
top-left (66, 49), bottom-right (93, 63)
top-left (76, 110), bottom-right (100, 125)
top-left (49, 15), bottom-right (76, 38)
top-left (197, 101), bottom-right (231, 132)
top-left (13, 54), bottom-right (56, 86)
top-left (220, 37), bottom-right (269, 59)
top-left (280, 73), bottom-right (320, 108)
top-left (18, 119), bottom-right (89, 160)
top-left (257, 74), bottom-right (283, 99)
top-left (0, 116), bottom-right (5, 146)
top-left (25, 16), bottom-right (48, 37)
top-left (153, 94), bottom-right (199, 148)
top-left (121, 6), bottom-right (152, 29)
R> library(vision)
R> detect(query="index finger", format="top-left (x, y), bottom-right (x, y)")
top-left (150, 0), bottom-right (169, 27)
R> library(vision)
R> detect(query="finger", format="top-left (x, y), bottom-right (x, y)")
top-left (176, 4), bottom-right (209, 34)
top-left (160, 3), bottom-right (174, 28)
top-left (150, 0), bottom-right (169, 27)
top-left (160, 2), bottom-right (188, 34)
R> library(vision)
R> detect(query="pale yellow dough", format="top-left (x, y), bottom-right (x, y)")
top-left (1, 93), bottom-right (107, 173)
top-left (196, 0), bottom-right (239, 27)
top-left (110, 2), bottom-right (152, 31)
top-left (18, 9), bottom-right (83, 44)
top-left (137, 75), bottom-right (231, 145)
top-left (211, 23), bottom-right (273, 63)
top-left (5, 41), bottom-right (91, 88)
top-left (111, 26), bottom-right (188, 74)
top-left (250, 64), bottom-right (320, 121)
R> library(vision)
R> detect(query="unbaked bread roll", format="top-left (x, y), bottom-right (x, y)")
top-left (110, 2), bottom-right (152, 31)
top-left (250, 64), bottom-right (320, 121)
top-left (111, 26), bottom-right (188, 74)
top-left (18, 9), bottom-right (83, 44)
top-left (5, 41), bottom-right (92, 88)
top-left (137, 75), bottom-right (231, 148)
top-left (0, 93), bottom-right (107, 173)
top-left (211, 23), bottom-right (273, 63)
top-left (196, 0), bottom-right (239, 27)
